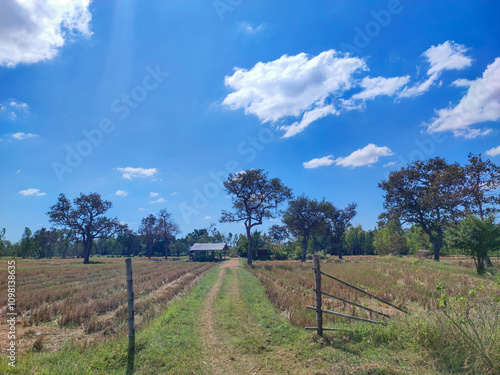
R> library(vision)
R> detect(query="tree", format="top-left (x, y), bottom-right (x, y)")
top-left (47, 193), bottom-right (122, 264)
top-left (463, 153), bottom-right (500, 219)
top-left (156, 209), bottom-right (180, 259)
top-left (116, 227), bottom-right (141, 257)
top-left (448, 215), bottom-right (500, 274)
top-left (139, 214), bottom-right (157, 259)
top-left (343, 225), bottom-right (374, 255)
top-left (379, 157), bottom-right (464, 261)
top-left (322, 202), bottom-right (357, 259)
top-left (373, 220), bottom-right (408, 255)
top-left (33, 228), bottom-right (58, 258)
top-left (220, 169), bottom-right (292, 265)
top-left (406, 224), bottom-right (432, 255)
top-left (283, 195), bottom-right (326, 262)
top-left (268, 224), bottom-right (289, 245)
top-left (0, 228), bottom-right (12, 257)
top-left (19, 227), bottom-right (35, 258)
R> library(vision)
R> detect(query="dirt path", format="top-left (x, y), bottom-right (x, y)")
top-left (200, 259), bottom-right (261, 374)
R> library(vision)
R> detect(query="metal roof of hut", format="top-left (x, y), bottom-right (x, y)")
top-left (189, 243), bottom-right (228, 251)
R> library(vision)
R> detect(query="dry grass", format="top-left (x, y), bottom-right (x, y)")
top-left (248, 256), bottom-right (498, 328)
top-left (0, 257), bottom-right (214, 353)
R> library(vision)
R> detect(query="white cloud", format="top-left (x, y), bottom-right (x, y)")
top-left (169, 192), bottom-right (178, 196)
top-left (281, 105), bottom-right (337, 138)
top-left (0, 0), bottom-right (93, 67)
top-left (150, 192), bottom-right (160, 197)
top-left (486, 145), bottom-right (500, 157)
top-left (151, 197), bottom-right (166, 204)
top-left (425, 40), bottom-right (473, 77)
top-left (9, 100), bottom-right (29, 111)
top-left (115, 190), bottom-right (128, 197)
top-left (351, 76), bottom-right (410, 100)
top-left (399, 41), bottom-right (473, 98)
top-left (303, 155), bottom-right (335, 169)
top-left (334, 144), bottom-right (393, 168)
top-left (117, 167), bottom-right (157, 179)
top-left (452, 78), bottom-right (473, 88)
top-left (383, 161), bottom-right (398, 167)
top-left (223, 50), bottom-right (366, 137)
top-left (139, 208), bottom-right (146, 211)
top-left (11, 132), bottom-right (38, 140)
top-left (1, 100), bottom-right (30, 121)
top-left (204, 216), bottom-right (212, 220)
top-left (19, 188), bottom-right (46, 196)
top-left (425, 58), bottom-right (500, 138)
top-left (238, 22), bottom-right (265, 34)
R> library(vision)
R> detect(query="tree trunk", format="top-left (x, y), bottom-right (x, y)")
top-left (164, 242), bottom-right (169, 260)
top-left (301, 236), bottom-right (309, 262)
top-left (83, 238), bottom-right (92, 264)
top-left (246, 226), bottom-right (253, 265)
top-left (484, 254), bottom-right (493, 267)
top-left (336, 244), bottom-right (343, 260)
top-left (429, 234), bottom-right (442, 261)
top-left (476, 256), bottom-right (485, 275)
top-left (147, 239), bottom-right (152, 259)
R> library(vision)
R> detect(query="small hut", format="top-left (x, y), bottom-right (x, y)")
top-left (189, 243), bottom-right (228, 261)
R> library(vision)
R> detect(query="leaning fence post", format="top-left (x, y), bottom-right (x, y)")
top-left (313, 254), bottom-right (323, 336)
top-left (125, 258), bottom-right (135, 374)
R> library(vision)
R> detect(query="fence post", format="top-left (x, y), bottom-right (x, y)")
top-left (125, 258), bottom-right (135, 375)
top-left (313, 254), bottom-right (323, 336)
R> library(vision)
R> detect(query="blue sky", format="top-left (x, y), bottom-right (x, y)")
top-left (1, 0), bottom-right (499, 241)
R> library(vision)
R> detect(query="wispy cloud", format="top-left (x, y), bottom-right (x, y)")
top-left (150, 192), bottom-right (160, 197)
top-left (238, 22), bottom-right (265, 34)
top-left (383, 161), bottom-right (398, 167)
top-left (117, 167), bottom-right (157, 179)
top-left (9, 100), bottom-right (29, 111)
top-left (204, 216), bottom-right (212, 220)
top-left (486, 145), bottom-right (500, 157)
top-left (351, 76), bottom-right (410, 100)
top-left (169, 192), bottom-right (178, 196)
top-left (11, 132), bottom-right (38, 140)
top-left (151, 197), bottom-right (166, 204)
top-left (303, 155), bottom-right (335, 169)
top-left (115, 190), bottom-right (128, 197)
top-left (19, 188), bottom-right (46, 196)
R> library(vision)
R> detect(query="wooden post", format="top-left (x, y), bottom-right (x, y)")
top-left (126, 258), bottom-right (135, 375)
top-left (313, 254), bottom-right (323, 336)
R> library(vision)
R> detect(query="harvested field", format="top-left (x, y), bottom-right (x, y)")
top-left (0, 257), bottom-right (214, 353)
top-left (248, 256), bottom-right (500, 328)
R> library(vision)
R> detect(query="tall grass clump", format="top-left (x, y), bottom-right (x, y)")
top-left (415, 281), bottom-right (500, 374)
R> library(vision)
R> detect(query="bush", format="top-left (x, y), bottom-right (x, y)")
top-left (272, 249), bottom-right (288, 260)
